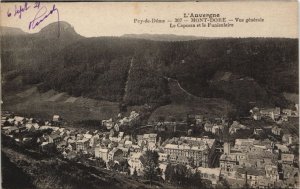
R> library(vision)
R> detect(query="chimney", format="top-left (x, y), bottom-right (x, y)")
top-left (224, 142), bottom-right (231, 155)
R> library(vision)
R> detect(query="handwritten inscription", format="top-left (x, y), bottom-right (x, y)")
top-left (28, 5), bottom-right (60, 33)
top-left (6, 2), bottom-right (60, 37)
top-left (13, 2), bottom-right (30, 19)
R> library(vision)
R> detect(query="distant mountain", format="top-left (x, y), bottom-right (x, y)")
top-left (0, 26), bottom-right (27, 36)
top-left (121, 33), bottom-right (211, 41)
top-left (35, 21), bottom-right (82, 39)
top-left (1, 21), bottom-right (83, 74)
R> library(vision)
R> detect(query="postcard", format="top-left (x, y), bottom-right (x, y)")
top-left (1, 2), bottom-right (299, 189)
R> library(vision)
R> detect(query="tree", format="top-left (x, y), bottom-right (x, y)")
top-left (140, 150), bottom-right (160, 186)
top-left (189, 170), bottom-right (204, 189)
top-left (165, 163), bottom-right (188, 186)
top-left (108, 160), bottom-right (115, 170)
top-left (164, 164), bottom-right (210, 189)
top-left (119, 159), bottom-right (130, 173)
top-left (165, 163), bottom-right (173, 182)
top-left (158, 116), bottom-right (165, 122)
top-left (216, 179), bottom-right (231, 189)
top-left (133, 168), bottom-right (138, 178)
top-left (95, 158), bottom-right (106, 168)
top-left (242, 183), bottom-right (250, 189)
top-left (188, 157), bottom-right (196, 168)
top-left (172, 164), bottom-right (187, 186)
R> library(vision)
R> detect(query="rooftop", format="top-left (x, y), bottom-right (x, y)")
top-left (197, 167), bottom-right (221, 176)
top-left (281, 153), bottom-right (294, 162)
top-left (237, 167), bottom-right (265, 176)
top-left (179, 137), bottom-right (215, 148)
top-left (164, 143), bottom-right (208, 151)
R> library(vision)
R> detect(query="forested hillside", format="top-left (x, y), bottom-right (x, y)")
top-left (1, 22), bottom-right (298, 116)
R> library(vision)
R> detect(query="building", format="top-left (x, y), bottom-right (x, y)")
top-left (108, 148), bottom-right (124, 162)
top-left (128, 152), bottom-right (144, 176)
top-left (253, 128), bottom-right (264, 135)
top-left (282, 164), bottom-right (299, 182)
top-left (195, 115), bottom-right (204, 125)
top-left (158, 152), bottom-right (168, 162)
top-left (233, 139), bottom-right (255, 151)
top-left (260, 107), bottom-right (280, 121)
top-left (271, 107), bottom-right (281, 121)
top-left (281, 154), bottom-right (294, 165)
top-left (265, 165), bottom-right (279, 181)
top-left (7, 118), bottom-right (15, 125)
top-left (229, 121), bottom-right (248, 134)
top-left (143, 133), bottom-right (157, 144)
top-left (102, 118), bottom-right (114, 130)
top-left (204, 122), bottom-right (213, 132)
top-left (272, 126), bottom-right (282, 136)
top-left (250, 107), bottom-right (261, 120)
top-left (219, 153), bottom-right (238, 177)
top-left (25, 123), bottom-right (39, 132)
top-left (2, 126), bottom-right (20, 134)
top-left (163, 137), bottom-right (216, 167)
top-left (212, 125), bottom-right (222, 135)
top-left (196, 167), bottom-right (221, 185)
top-left (282, 109), bottom-right (292, 116)
top-left (53, 115), bottom-right (61, 122)
top-left (89, 134), bottom-right (100, 147)
top-left (282, 134), bottom-right (297, 145)
top-left (14, 116), bottom-right (25, 125)
top-left (220, 139), bottom-right (277, 179)
top-left (48, 134), bottom-right (62, 144)
top-left (275, 144), bottom-right (289, 153)
top-left (159, 163), bottom-right (168, 180)
top-left (223, 142), bottom-right (231, 155)
top-left (76, 138), bottom-right (90, 152)
top-left (236, 167), bottom-right (265, 188)
top-left (95, 146), bottom-right (109, 162)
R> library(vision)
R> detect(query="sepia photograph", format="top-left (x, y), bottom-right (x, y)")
top-left (0, 1), bottom-right (299, 189)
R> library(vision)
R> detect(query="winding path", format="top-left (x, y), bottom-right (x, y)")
top-left (163, 76), bottom-right (198, 98)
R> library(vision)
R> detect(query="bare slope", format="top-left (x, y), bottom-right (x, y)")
top-left (3, 86), bottom-right (119, 123)
top-left (149, 77), bottom-right (234, 121)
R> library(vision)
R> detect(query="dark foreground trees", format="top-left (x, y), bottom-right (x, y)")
top-left (165, 163), bottom-right (212, 189)
top-left (140, 150), bottom-right (161, 186)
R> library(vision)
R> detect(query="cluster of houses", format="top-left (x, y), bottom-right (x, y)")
top-left (1, 108), bottom-right (299, 189)
top-left (1, 113), bottom-right (222, 184)
top-left (101, 111), bottom-right (140, 131)
top-left (219, 138), bottom-right (299, 188)
top-left (250, 105), bottom-right (298, 122)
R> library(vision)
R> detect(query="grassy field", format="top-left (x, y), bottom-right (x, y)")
top-left (3, 86), bottom-right (120, 123)
top-left (4, 81), bottom-right (234, 126)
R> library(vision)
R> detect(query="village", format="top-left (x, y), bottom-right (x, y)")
top-left (1, 104), bottom-right (299, 189)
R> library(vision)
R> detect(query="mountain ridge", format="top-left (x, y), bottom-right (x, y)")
top-left (0, 26), bottom-right (27, 36)
top-left (1, 21), bottom-right (298, 119)
top-left (121, 33), bottom-right (214, 41)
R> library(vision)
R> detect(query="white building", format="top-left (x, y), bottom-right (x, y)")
top-left (128, 152), bottom-right (144, 176)
top-left (196, 167), bottom-right (221, 185)
top-left (95, 146), bottom-right (109, 162)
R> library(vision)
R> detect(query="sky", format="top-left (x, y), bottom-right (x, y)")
top-left (0, 2), bottom-right (298, 38)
